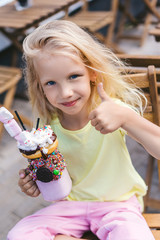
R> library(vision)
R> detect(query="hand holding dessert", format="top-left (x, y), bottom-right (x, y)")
top-left (0, 107), bottom-right (72, 201)
top-left (18, 169), bottom-right (40, 197)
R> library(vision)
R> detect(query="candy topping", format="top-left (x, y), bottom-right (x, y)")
top-left (36, 168), bottom-right (53, 182)
top-left (53, 170), bottom-right (59, 175)
top-left (26, 149), bottom-right (66, 182)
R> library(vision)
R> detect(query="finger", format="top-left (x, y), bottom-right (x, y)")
top-left (18, 174), bottom-right (33, 188)
top-left (100, 128), bottom-right (107, 134)
top-left (19, 169), bottom-right (26, 179)
top-left (23, 174), bottom-right (33, 184)
top-left (97, 82), bottom-right (110, 102)
top-left (24, 179), bottom-right (35, 190)
top-left (88, 110), bottom-right (96, 120)
top-left (95, 123), bottom-right (103, 131)
top-left (32, 188), bottom-right (40, 197)
top-left (20, 180), bottom-right (35, 194)
top-left (90, 118), bottom-right (98, 127)
top-left (26, 183), bottom-right (38, 195)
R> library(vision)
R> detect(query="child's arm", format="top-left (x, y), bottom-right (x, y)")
top-left (121, 107), bottom-right (160, 159)
top-left (89, 83), bottom-right (160, 159)
top-left (19, 169), bottom-right (40, 197)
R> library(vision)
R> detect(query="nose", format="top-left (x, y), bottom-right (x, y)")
top-left (59, 84), bottom-right (73, 99)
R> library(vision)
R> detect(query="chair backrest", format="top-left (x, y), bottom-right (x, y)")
top-left (123, 65), bottom-right (160, 181)
top-left (117, 53), bottom-right (160, 94)
top-left (116, 54), bottom-right (160, 68)
top-left (123, 65), bottom-right (159, 124)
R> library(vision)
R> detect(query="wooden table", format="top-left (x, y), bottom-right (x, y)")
top-left (0, 0), bottom-right (78, 64)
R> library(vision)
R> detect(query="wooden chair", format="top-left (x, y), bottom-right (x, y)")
top-left (122, 65), bottom-right (160, 212)
top-left (116, 53), bottom-right (160, 68)
top-left (116, 53), bottom-right (160, 76)
top-left (65, 0), bottom-right (122, 53)
top-left (116, 54), bottom-right (160, 213)
top-left (116, 53), bottom-right (160, 97)
top-left (118, 60), bottom-right (160, 210)
top-left (0, 66), bottom-right (32, 140)
top-left (116, 0), bottom-right (159, 46)
top-left (82, 65), bottom-right (160, 239)
top-left (143, 213), bottom-right (160, 239)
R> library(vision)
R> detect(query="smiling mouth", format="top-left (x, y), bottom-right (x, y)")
top-left (61, 99), bottom-right (79, 107)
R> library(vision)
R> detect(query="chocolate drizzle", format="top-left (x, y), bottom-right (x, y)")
top-left (19, 147), bottom-right (40, 155)
top-left (40, 149), bottom-right (48, 159)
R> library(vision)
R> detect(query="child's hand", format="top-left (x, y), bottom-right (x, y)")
top-left (18, 169), bottom-right (40, 197)
top-left (89, 83), bottom-right (126, 134)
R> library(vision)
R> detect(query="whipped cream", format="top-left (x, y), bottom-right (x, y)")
top-left (17, 125), bottom-right (54, 152)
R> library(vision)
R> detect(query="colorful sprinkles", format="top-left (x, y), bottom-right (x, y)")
top-left (26, 148), bottom-right (66, 182)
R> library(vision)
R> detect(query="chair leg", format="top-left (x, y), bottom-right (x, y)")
top-left (105, 0), bottom-right (119, 45)
top-left (140, 13), bottom-right (152, 46)
top-left (104, 0), bottom-right (124, 53)
top-left (116, 0), bottom-right (136, 40)
top-left (11, 48), bottom-right (18, 67)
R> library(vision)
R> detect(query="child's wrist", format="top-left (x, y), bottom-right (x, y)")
top-left (121, 107), bottom-right (132, 130)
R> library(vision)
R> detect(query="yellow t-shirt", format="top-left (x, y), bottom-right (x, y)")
top-left (51, 118), bottom-right (147, 205)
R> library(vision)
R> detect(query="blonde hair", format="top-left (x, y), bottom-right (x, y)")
top-left (23, 20), bottom-right (145, 124)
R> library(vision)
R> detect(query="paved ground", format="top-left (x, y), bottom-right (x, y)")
top-left (1, 24), bottom-right (160, 239)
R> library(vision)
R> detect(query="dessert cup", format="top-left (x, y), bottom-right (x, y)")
top-left (36, 168), bottom-right (72, 201)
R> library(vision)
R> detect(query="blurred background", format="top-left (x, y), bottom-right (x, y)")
top-left (1, 0), bottom-right (160, 239)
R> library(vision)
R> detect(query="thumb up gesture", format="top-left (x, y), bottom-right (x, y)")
top-left (89, 83), bottom-right (126, 134)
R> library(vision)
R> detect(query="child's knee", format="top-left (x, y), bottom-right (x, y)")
top-left (7, 226), bottom-right (29, 240)
top-left (7, 224), bottom-right (53, 240)
top-left (97, 221), bottom-right (154, 240)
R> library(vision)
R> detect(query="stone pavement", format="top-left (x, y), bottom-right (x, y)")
top-left (1, 27), bottom-right (160, 240)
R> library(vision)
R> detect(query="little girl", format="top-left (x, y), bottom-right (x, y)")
top-left (7, 20), bottom-right (160, 240)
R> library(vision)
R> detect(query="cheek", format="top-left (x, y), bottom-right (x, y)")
top-left (44, 90), bottom-right (57, 105)
top-left (47, 94), bottom-right (56, 103)
top-left (84, 81), bottom-right (92, 97)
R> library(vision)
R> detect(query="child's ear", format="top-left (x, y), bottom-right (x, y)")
top-left (90, 70), bottom-right (97, 84)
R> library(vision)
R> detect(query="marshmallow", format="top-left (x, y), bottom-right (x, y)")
top-left (17, 131), bottom-right (30, 142)
top-left (0, 107), bottom-right (13, 123)
top-left (16, 131), bottom-right (34, 147)
top-left (15, 133), bottom-right (27, 146)
top-left (42, 148), bottom-right (48, 154)
top-left (4, 119), bottom-right (22, 137)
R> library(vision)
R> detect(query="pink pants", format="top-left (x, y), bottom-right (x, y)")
top-left (7, 196), bottom-right (154, 240)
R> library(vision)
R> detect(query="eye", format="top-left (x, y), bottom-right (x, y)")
top-left (47, 81), bottom-right (56, 86)
top-left (70, 74), bottom-right (81, 80)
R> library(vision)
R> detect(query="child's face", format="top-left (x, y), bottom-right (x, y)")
top-left (33, 53), bottom-right (93, 120)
